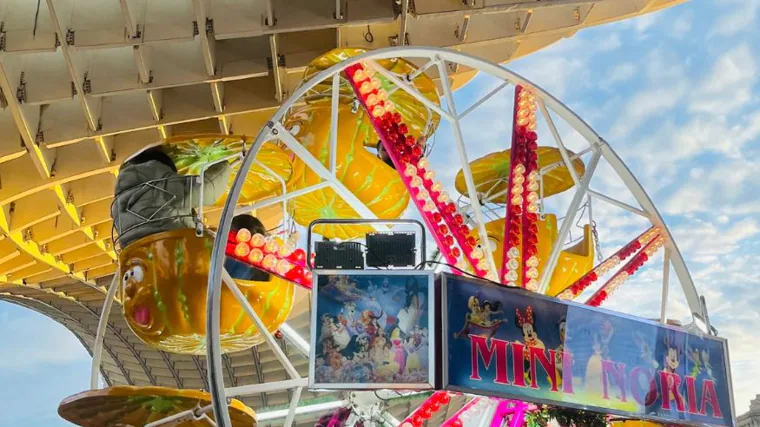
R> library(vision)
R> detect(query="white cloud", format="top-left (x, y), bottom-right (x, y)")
top-left (609, 81), bottom-right (688, 139)
top-left (690, 44), bottom-right (758, 115)
top-left (670, 13), bottom-right (693, 38)
top-left (601, 62), bottom-right (637, 88)
top-left (0, 303), bottom-right (90, 372)
top-left (596, 33), bottom-right (622, 52)
top-left (708, 0), bottom-right (759, 37)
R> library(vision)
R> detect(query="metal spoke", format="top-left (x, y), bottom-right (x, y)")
top-left (458, 81), bottom-right (509, 120)
top-left (537, 100), bottom-right (580, 185)
top-left (436, 57), bottom-right (498, 278)
top-left (588, 189), bottom-right (649, 217)
top-left (366, 60), bottom-right (454, 121)
top-left (537, 150), bottom-right (601, 294)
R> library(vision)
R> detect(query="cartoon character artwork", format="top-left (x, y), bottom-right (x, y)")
top-left (455, 296), bottom-right (505, 339)
top-left (663, 332), bottom-right (681, 374)
top-left (312, 273), bottom-right (432, 387)
top-left (554, 316), bottom-right (569, 390)
top-left (515, 306), bottom-right (545, 385)
top-left (634, 331), bottom-right (660, 370)
top-left (584, 320), bottom-right (614, 397)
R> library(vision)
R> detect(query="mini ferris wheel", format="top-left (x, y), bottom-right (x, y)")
top-left (67, 47), bottom-right (720, 427)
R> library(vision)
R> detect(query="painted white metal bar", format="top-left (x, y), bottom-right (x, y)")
top-left (539, 147), bottom-right (592, 175)
top-left (90, 274), bottom-right (119, 390)
top-left (278, 323), bottom-right (310, 357)
top-left (537, 150), bottom-right (601, 294)
top-left (329, 73), bottom-right (340, 175)
top-left (398, 0), bottom-right (410, 45)
top-left (274, 122), bottom-right (388, 231)
top-left (284, 386), bottom-right (304, 427)
top-left (367, 60), bottom-right (454, 121)
top-left (458, 81), bottom-right (509, 120)
top-left (234, 181), bottom-right (330, 215)
top-left (270, 34), bottom-right (284, 102)
top-left (588, 189), bottom-right (648, 217)
top-left (254, 158), bottom-right (289, 226)
top-left (381, 411), bottom-right (401, 427)
top-left (436, 57), bottom-right (498, 279)
top-left (660, 248), bottom-right (671, 324)
top-left (222, 270), bottom-right (300, 379)
top-left (119, 0), bottom-right (140, 37)
top-left (192, 0), bottom-right (216, 76)
top-left (257, 400), bottom-right (349, 422)
top-left (225, 378), bottom-right (308, 397)
top-left (538, 99), bottom-right (580, 185)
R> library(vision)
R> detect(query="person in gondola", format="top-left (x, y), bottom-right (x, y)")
top-left (111, 146), bottom-right (231, 248)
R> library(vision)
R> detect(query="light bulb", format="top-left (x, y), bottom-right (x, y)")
top-left (486, 271), bottom-right (498, 281)
top-left (477, 259), bottom-right (489, 271)
top-left (385, 102), bottom-right (396, 112)
top-left (371, 78), bottom-right (382, 89)
top-left (513, 175), bottom-right (525, 185)
top-left (276, 259), bottom-right (293, 276)
top-left (438, 192), bottom-right (450, 204)
top-left (251, 233), bottom-right (266, 247)
top-left (236, 228), bottom-right (252, 243)
top-left (526, 256), bottom-right (539, 267)
top-left (517, 118), bottom-right (529, 127)
top-left (248, 248), bottom-right (264, 264)
top-left (526, 267), bottom-right (539, 279)
top-left (514, 164), bottom-right (526, 174)
top-left (424, 170), bottom-right (435, 181)
top-left (528, 181), bottom-right (539, 191)
top-left (416, 189), bottom-right (430, 201)
top-left (508, 247), bottom-right (520, 258)
top-left (471, 247), bottom-right (484, 259)
top-left (431, 181), bottom-right (443, 192)
top-left (372, 105), bottom-right (385, 117)
top-left (352, 69), bottom-right (366, 82)
top-left (526, 279), bottom-right (539, 291)
top-left (263, 254), bottom-right (277, 269)
top-left (511, 195), bottom-right (523, 206)
top-left (418, 158), bottom-right (429, 170)
top-left (506, 281), bottom-right (518, 287)
top-left (527, 192), bottom-right (538, 203)
top-left (366, 93), bottom-right (378, 107)
top-left (265, 240), bottom-right (278, 254)
top-left (511, 185), bottom-right (523, 195)
top-left (423, 200), bottom-right (436, 212)
top-left (507, 259), bottom-right (519, 270)
top-left (528, 170), bottom-right (539, 181)
top-left (528, 122), bottom-right (537, 131)
top-left (234, 242), bottom-right (250, 258)
top-left (364, 66), bottom-right (375, 77)
top-left (377, 89), bottom-right (388, 101)
top-left (410, 176), bottom-right (423, 188)
top-left (278, 244), bottom-right (293, 257)
top-left (505, 270), bottom-right (519, 281)
top-left (360, 81), bottom-right (372, 94)
top-left (405, 164), bottom-right (417, 177)
top-left (527, 203), bottom-right (539, 214)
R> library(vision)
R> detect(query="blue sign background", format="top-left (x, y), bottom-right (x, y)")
top-left (442, 274), bottom-right (734, 427)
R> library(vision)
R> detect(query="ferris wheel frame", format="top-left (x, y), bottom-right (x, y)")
top-left (67, 46), bottom-right (705, 427)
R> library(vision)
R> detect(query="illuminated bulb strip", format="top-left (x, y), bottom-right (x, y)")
top-left (556, 226), bottom-right (661, 300)
top-left (225, 230), bottom-right (313, 289)
top-left (518, 87), bottom-right (540, 292)
top-left (345, 63), bottom-right (479, 275)
top-left (585, 235), bottom-right (665, 307)
top-left (399, 391), bottom-right (452, 427)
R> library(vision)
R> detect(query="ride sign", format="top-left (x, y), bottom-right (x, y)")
top-left (439, 274), bottom-right (735, 427)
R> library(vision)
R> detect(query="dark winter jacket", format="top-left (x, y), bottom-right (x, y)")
top-left (111, 160), bottom-right (231, 248)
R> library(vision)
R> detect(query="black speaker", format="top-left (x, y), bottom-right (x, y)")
top-left (365, 231), bottom-right (416, 267)
top-left (314, 241), bottom-right (364, 269)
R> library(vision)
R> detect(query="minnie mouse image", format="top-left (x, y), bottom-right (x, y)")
top-left (515, 306), bottom-right (545, 385)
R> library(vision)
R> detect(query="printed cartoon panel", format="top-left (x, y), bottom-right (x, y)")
top-left (441, 274), bottom-right (734, 427)
top-left (309, 271), bottom-right (435, 389)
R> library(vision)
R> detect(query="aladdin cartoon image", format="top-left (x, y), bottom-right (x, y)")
top-left (313, 274), bottom-right (431, 386)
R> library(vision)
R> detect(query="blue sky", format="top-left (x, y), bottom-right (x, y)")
top-left (2, 0), bottom-right (759, 425)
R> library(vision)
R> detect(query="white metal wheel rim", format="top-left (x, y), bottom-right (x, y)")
top-left (204, 46), bottom-right (705, 427)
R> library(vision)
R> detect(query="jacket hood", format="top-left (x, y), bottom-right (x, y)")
top-left (115, 160), bottom-right (177, 197)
